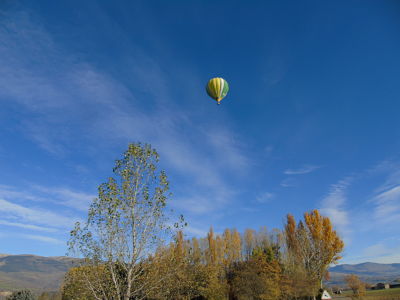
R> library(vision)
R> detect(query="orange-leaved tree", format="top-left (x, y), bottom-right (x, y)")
top-left (285, 209), bottom-right (344, 295)
top-left (345, 274), bottom-right (366, 298)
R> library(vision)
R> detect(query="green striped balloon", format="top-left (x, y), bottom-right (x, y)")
top-left (206, 77), bottom-right (229, 104)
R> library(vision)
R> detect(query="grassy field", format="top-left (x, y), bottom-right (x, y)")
top-left (334, 288), bottom-right (400, 300)
top-left (366, 288), bottom-right (400, 297)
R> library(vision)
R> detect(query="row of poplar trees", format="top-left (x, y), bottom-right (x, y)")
top-left (62, 143), bottom-right (344, 300)
top-left (63, 210), bottom-right (344, 300)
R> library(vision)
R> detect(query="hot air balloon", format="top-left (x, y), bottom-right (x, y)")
top-left (206, 77), bottom-right (229, 105)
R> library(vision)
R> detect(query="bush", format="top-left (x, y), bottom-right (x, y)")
top-left (6, 290), bottom-right (35, 300)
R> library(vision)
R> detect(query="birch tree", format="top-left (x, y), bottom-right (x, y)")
top-left (68, 143), bottom-right (183, 300)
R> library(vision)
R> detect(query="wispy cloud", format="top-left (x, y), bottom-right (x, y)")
top-left (0, 220), bottom-right (57, 232)
top-left (284, 165), bottom-right (321, 175)
top-left (363, 243), bottom-right (393, 258)
top-left (32, 186), bottom-right (95, 212)
top-left (0, 198), bottom-right (75, 229)
top-left (173, 185), bottom-right (236, 215)
top-left (205, 128), bottom-right (249, 172)
top-left (281, 165), bottom-right (321, 187)
top-left (0, 184), bottom-right (95, 212)
top-left (372, 185), bottom-right (400, 225)
top-left (256, 192), bottom-right (274, 204)
top-left (173, 196), bottom-right (214, 215)
top-left (345, 243), bottom-right (400, 264)
top-left (183, 225), bottom-right (208, 237)
top-left (366, 161), bottom-right (400, 228)
top-left (280, 177), bottom-right (297, 188)
top-left (263, 47), bottom-right (289, 86)
top-left (320, 177), bottom-right (352, 243)
top-left (321, 160), bottom-right (400, 263)
top-left (21, 234), bottom-right (64, 245)
top-left (0, 185), bottom-right (44, 202)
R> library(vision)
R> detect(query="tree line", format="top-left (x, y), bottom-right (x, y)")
top-left (62, 210), bottom-right (343, 300)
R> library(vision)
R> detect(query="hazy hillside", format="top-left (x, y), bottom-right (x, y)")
top-left (328, 262), bottom-right (400, 286)
top-left (330, 262), bottom-right (400, 277)
top-left (0, 255), bottom-right (76, 292)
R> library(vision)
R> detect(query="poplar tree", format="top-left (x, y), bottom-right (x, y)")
top-left (303, 210), bottom-right (344, 288)
top-left (285, 209), bottom-right (344, 296)
top-left (68, 143), bottom-right (183, 300)
top-left (232, 229), bottom-right (242, 262)
top-left (244, 228), bottom-right (256, 261)
top-left (191, 237), bottom-right (202, 264)
top-left (206, 227), bottom-right (217, 265)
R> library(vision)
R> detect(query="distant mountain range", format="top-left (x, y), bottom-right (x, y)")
top-left (328, 262), bottom-right (400, 286)
top-left (0, 254), bottom-right (76, 293)
top-left (330, 262), bottom-right (400, 277)
top-left (0, 254), bottom-right (399, 292)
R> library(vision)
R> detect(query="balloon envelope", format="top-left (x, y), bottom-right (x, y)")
top-left (206, 77), bottom-right (229, 104)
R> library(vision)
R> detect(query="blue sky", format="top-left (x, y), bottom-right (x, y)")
top-left (1, 0), bottom-right (400, 263)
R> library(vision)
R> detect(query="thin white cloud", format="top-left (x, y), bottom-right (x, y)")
top-left (32, 186), bottom-right (95, 212)
top-left (0, 185), bottom-right (44, 202)
top-left (0, 184), bottom-right (95, 212)
top-left (23, 121), bottom-right (68, 156)
top-left (0, 198), bottom-right (75, 229)
top-left (173, 197), bottom-right (213, 215)
top-left (263, 47), bottom-right (289, 86)
top-left (256, 192), bottom-right (274, 204)
top-left (173, 185), bottom-right (236, 215)
top-left (183, 225), bottom-right (207, 237)
top-left (363, 243), bottom-right (392, 257)
top-left (320, 177), bottom-right (352, 244)
top-left (280, 177), bottom-right (297, 188)
top-left (284, 165), bottom-right (321, 175)
top-left (371, 253), bottom-right (400, 264)
top-left (0, 220), bottom-right (57, 232)
top-left (321, 178), bottom-right (351, 208)
top-left (372, 185), bottom-right (400, 225)
top-left (21, 234), bottom-right (64, 245)
top-left (344, 243), bottom-right (400, 264)
top-left (366, 161), bottom-right (400, 228)
top-left (367, 160), bottom-right (400, 193)
top-left (205, 128), bottom-right (249, 172)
